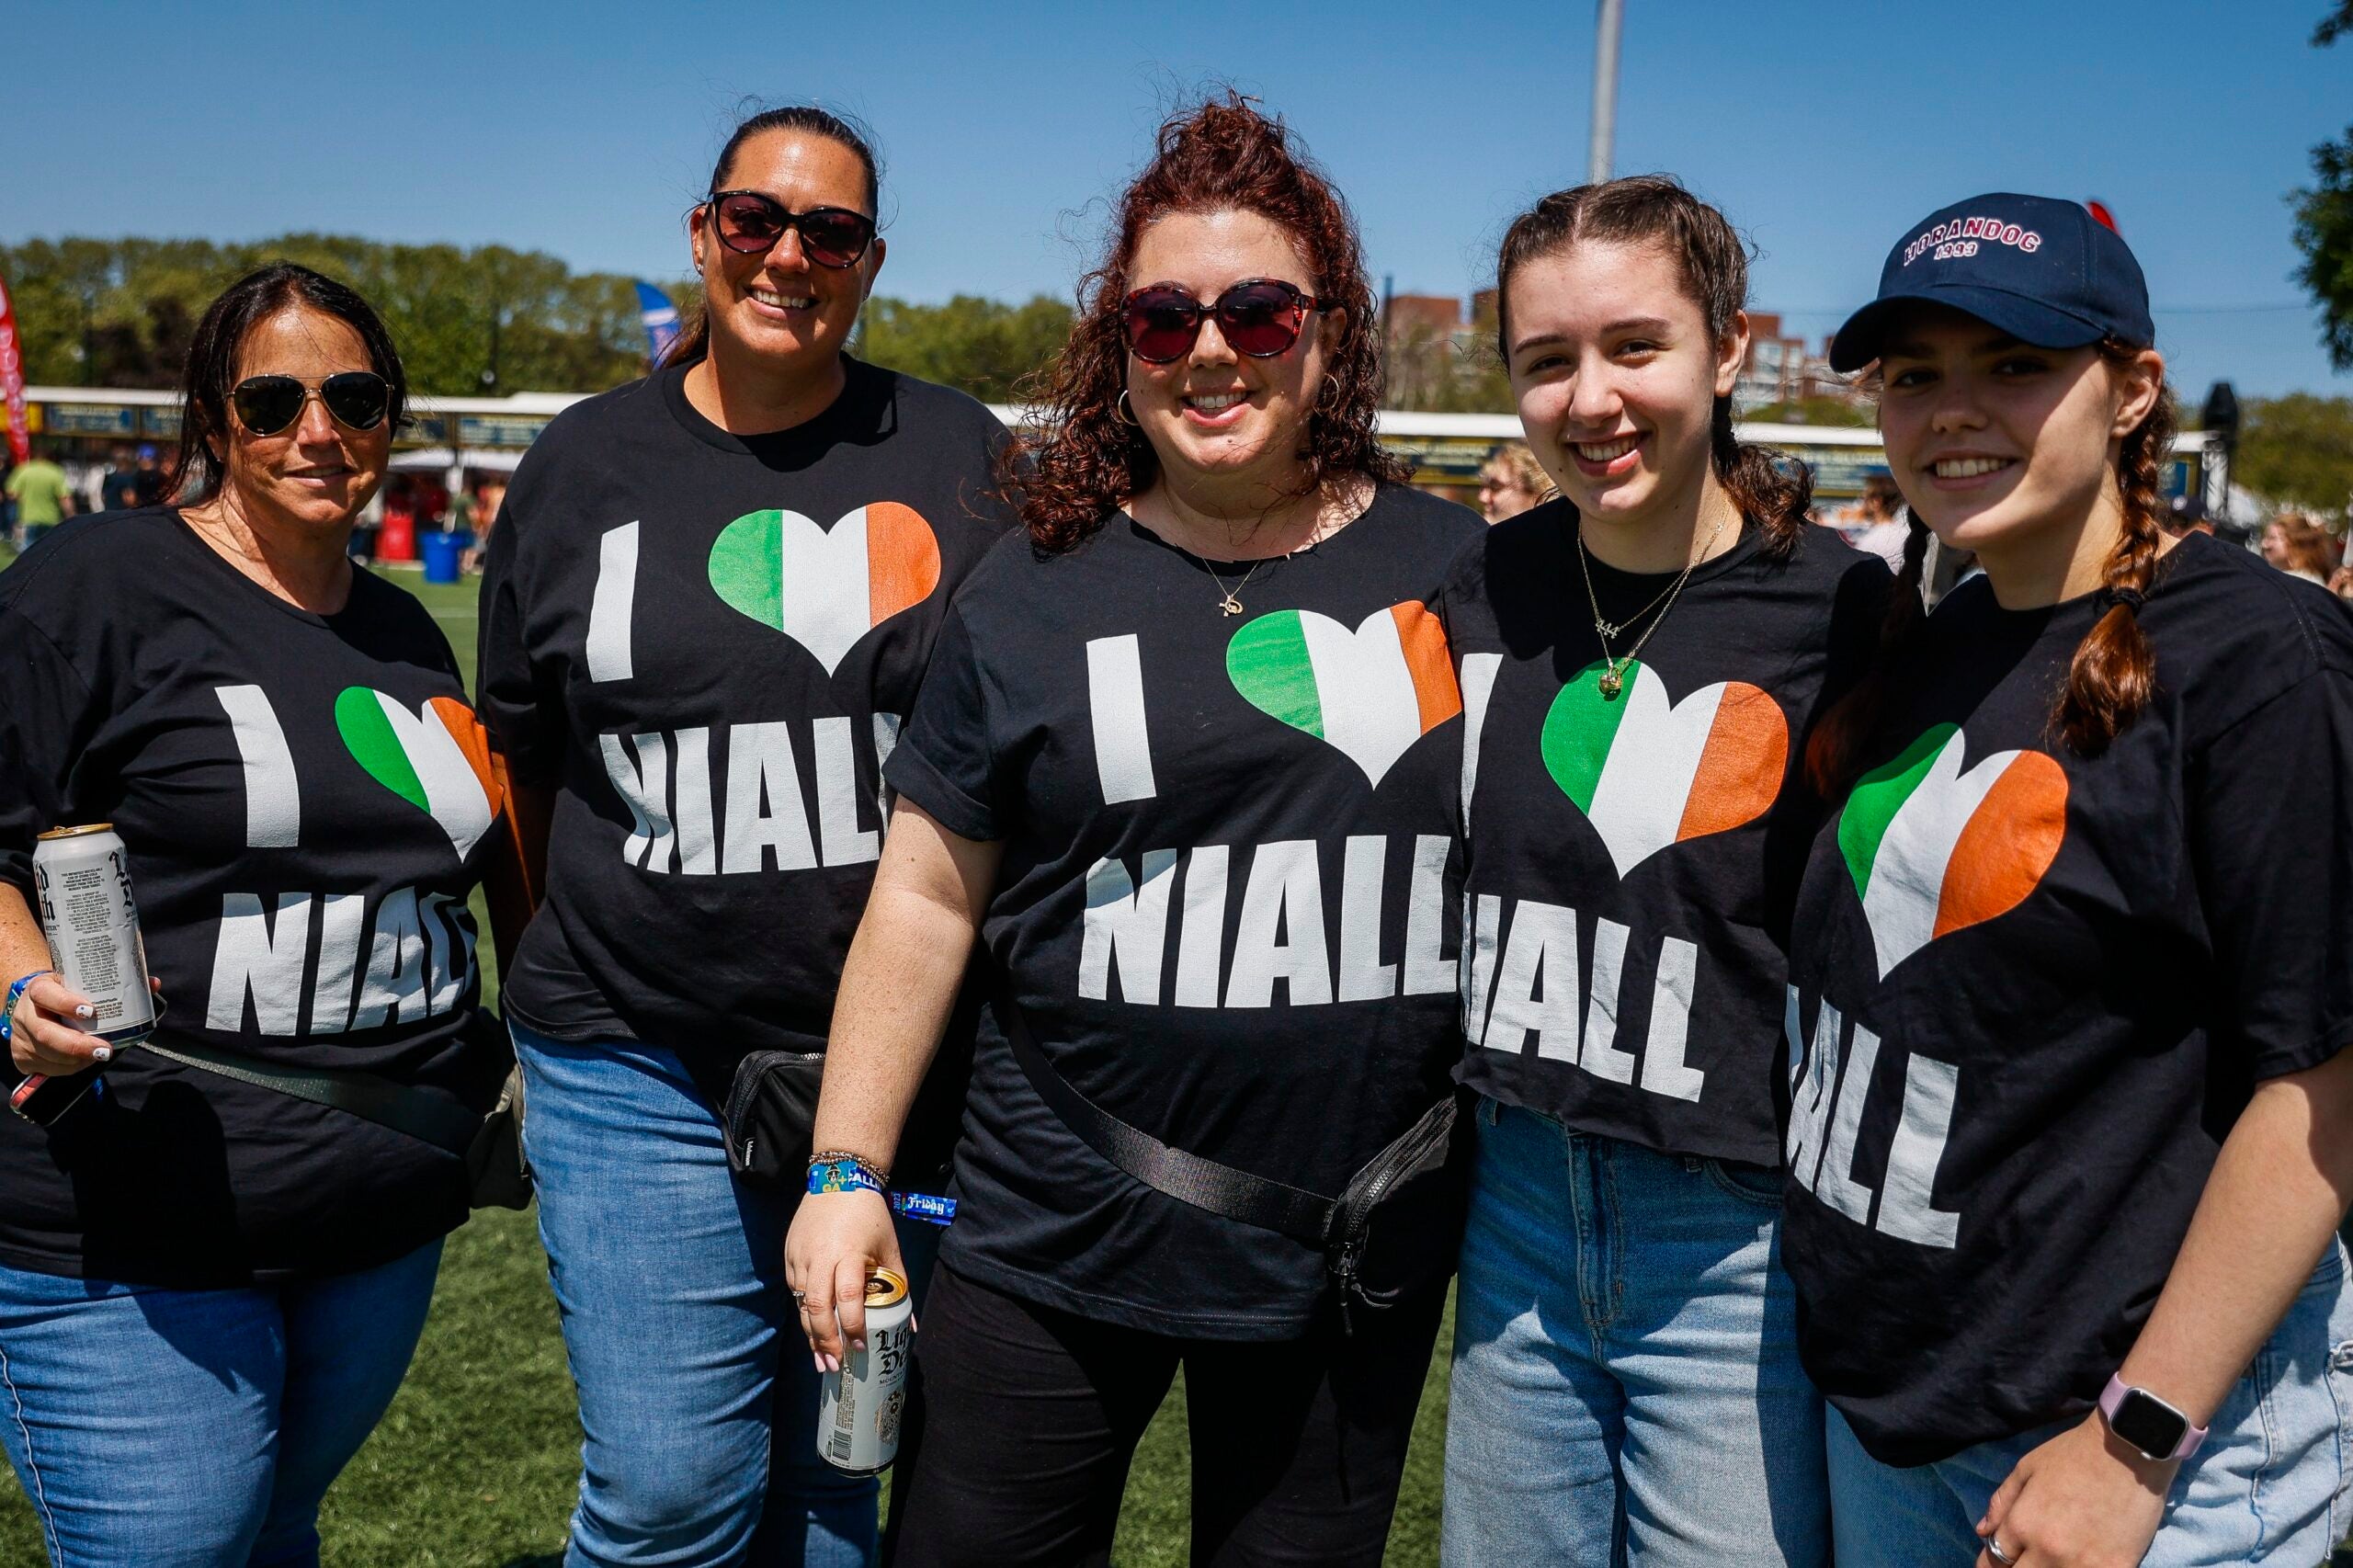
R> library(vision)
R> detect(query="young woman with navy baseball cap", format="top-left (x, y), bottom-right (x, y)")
top-left (1794, 195), bottom-right (2353, 1566)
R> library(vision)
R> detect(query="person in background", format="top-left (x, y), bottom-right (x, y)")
top-left (2162, 493), bottom-right (2216, 540)
top-left (478, 102), bottom-right (1012, 1568)
top-left (4, 442), bottom-right (74, 545)
top-left (1836, 471), bottom-right (1909, 570)
top-left (460, 477), bottom-right (506, 574)
top-left (99, 446), bottom-right (141, 512)
top-left (0, 262), bottom-right (514, 1568)
top-left (131, 443), bottom-right (169, 508)
top-left (1476, 440), bottom-right (1550, 523)
top-left (1796, 194), bottom-right (2353, 1568)
top-left (789, 95), bottom-right (1480, 1567)
top-left (2262, 511), bottom-right (2341, 585)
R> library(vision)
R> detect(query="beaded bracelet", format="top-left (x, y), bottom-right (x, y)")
top-left (810, 1148), bottom-right (889, 1187)
top-left (1, 971), bottom-right (53, 1047)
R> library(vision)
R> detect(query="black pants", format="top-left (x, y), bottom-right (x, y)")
top-left (882, 1263), bottom-right (1446, 1568)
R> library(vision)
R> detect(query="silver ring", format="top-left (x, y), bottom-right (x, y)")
top-left (790, 1289), bottom-right (806, 1301)
top-left (1985, 1536), bottom-right (2018, 1567)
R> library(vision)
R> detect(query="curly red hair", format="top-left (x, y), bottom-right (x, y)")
top-left (1005, 94), bottom-right (1404, 553)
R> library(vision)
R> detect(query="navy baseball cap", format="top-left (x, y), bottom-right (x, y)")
top-left (1827, 193), bottom-right (2154, 372)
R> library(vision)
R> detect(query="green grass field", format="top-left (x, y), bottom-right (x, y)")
top-left (0, 564), bottom-right (1453, 1566)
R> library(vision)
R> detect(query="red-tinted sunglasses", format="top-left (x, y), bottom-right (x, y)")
top-left (705, 190), bottom-right (877, 267)
top-left (1120, 278), bottom-right (1332, 364)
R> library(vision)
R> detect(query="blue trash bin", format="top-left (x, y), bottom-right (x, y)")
top-left (419, 529), bottom-right (466, 584)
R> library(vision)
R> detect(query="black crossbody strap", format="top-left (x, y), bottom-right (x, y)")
top-left (999, 999), bottom-right (1336, 1246)
top-left (142, 1040), bottom-right (481, 1156)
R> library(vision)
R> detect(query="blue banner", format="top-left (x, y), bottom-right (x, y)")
top-left (634, 280), bottom-right (681, 368)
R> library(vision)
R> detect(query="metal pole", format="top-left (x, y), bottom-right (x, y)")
top-left (1588, 0), bottom-right (1623, 185)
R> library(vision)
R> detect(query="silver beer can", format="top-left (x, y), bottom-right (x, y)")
top-left (32, 825), bottom-right (157, 1046)
top-left (817, 1267), bottom-right (915, 1474)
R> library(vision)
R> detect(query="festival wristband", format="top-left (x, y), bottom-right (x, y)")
top-left (808, 1157), bottom-right (884, 1197)
top-left (2, 971), bottom-right (53, 1046)
top-left (888, 1191), bottom-right (958, 1226)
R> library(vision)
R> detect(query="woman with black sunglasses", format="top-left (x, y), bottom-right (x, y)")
top-left (475, 104), bottom-right (1015, 1567)
top-left (787, 96), bottom-right (1481, 1566)
top-left (0, 263), bottom-right (515, 1564)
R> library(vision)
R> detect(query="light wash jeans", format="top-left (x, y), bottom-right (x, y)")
top-left (1443, 1097), bottom-right (1829, 1567)
top-left (1827, 1242), bottom-right (2353, 1568)
top-left (0, 1238), bottom-right (443, 1568)
top-left (516, 1025), bottom-right (940, 1568)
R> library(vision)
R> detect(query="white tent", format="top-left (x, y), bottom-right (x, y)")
top-left (389, 446), bottom-right (526, 473)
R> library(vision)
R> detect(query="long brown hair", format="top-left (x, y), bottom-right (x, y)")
top-left (1493, 176), bottom-right (1811, 559)
top-left (664, 105), bottom-right (881, 369)
top-left (1805, 337), bottom-right (2176, 793)
top-left (1004, 93), bottom-right (1404, 554)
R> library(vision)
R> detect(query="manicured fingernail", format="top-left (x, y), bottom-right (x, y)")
top-left (73, 1005), bottom-right (93, 1019)
top-left (850, 1336), bottom-right (865, 1352)
top-left (813, 1352), bottom-right (824, 1373)
top-left (93, 1047), bottom-right (111, 1062)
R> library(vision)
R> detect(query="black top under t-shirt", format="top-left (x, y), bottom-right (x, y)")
top-left (476, 356), bottom-right (1012, 1127)
top-left (1439, 505), bottom-right (1889, 1165)
top-left (888, 485), bottom-right (1483, 1337)
top-left (0, 509), bottom-right (509, 1287)
top-left (1782, 531), bottom-right (2353, 1466)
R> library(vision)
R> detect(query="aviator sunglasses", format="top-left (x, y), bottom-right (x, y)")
top-left (1120, 278), bottom-right (1332, 364)
top-left (705, 190), bottom-right (878, 267)
top-left (231, 371), bottom-right (392, 437)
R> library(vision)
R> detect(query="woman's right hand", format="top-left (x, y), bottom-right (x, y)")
top-left (8, 974), bottom-right (115, 1075)
top-left (785, 1187), bottom-right (905, 1370)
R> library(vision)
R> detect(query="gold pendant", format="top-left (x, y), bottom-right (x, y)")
top-left (1220, 596), bottom-right (1244, 616)
top-left (1597, 667), bottom-right (1623, 699)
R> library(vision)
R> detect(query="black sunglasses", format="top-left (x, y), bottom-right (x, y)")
top-left (230, 372), bottom-right (392, 437)
top-left (1120, 278), bottom-right (1333, 364)
top-left (705, 190), bottom-right (878, 267)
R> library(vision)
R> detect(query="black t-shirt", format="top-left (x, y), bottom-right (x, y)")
top-left (1781, 531), bottom-right (2353, 1465)
top-left (1440, 506), bottom-right (1889, 1165)
top-left (887, 484), bottom-right (1483, 1338)
top-left (476, 357), bottom-right (1013, 1094)
top-left (0, 509), bottom-right (509, 1287)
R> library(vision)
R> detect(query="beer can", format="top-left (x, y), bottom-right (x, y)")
top-left (817, 1267), bottom-right (914, 1474)
top-left (32, 825), bottom-right (156, 1046)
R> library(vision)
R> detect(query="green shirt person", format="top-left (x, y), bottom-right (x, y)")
top-left (6, 458), bottom-right (74, 539)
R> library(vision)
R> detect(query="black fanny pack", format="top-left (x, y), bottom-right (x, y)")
top-left (720, 1043), bottom-right (968, 1199)
top-left (999, 1000), bottom-right (1470, 1331)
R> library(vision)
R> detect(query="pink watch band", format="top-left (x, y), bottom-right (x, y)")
top-left (2099, 1374), bottom-right (2209, 1460)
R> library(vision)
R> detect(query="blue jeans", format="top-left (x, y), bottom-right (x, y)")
top-left (516, 1026), bottom-right (940, 1568)
top-left (0, 1239), bottom-right (443, 1567)
top-left (1827, 1243), bottom-right (2353, 1567)
top-left (1444, 1098), bottom-right (1829, 1567)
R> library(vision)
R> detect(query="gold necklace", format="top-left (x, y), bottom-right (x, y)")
top-left (1200, 556), bottom-right (1267, 616)
top-left (1575, 511), bottom-right (1730, 699)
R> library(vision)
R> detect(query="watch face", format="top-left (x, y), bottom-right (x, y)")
top-left (2110, 1388), bottom-right (2189, 1460)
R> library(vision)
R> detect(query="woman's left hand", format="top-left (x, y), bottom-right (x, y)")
top-left (1975, 1414), bottom-right (2175, 1567)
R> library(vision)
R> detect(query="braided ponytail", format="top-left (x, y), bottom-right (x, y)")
top-left (2052, 340), bottom-right (2174, 756)
top-left (1803, 510), bottom-right (1931, 796)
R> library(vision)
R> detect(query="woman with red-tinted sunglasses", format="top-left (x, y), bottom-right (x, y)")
top-left (788, 95), bottom-right (1482, 1565)
top-left (476, 104), bottom-right (1016, 1567)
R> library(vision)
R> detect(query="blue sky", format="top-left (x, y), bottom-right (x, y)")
top-left (8, 0), bottom-right (2348, 398)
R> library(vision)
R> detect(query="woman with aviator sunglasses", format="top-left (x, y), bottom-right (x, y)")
top-left (0, 263), bottom-right (516, 1566)
top-left (788, 95), bottom-right (1482, 1566)
top-left (476, 104), bottom-right (1015, 1567)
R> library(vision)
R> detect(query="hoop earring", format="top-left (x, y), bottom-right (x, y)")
top-left (1316, 372), bottom-right (1341, 410)
top-left (1117, 391), bottom-right (1140, 426)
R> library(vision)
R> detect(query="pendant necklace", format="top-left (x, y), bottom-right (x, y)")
top-left (1195, 513), bottom-right (1336, 617)
top-left (1576, 511), bottom-right (1729, 699)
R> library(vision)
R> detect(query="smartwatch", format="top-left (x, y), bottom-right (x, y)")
top-left (2098, 1375), bottom-right (2208, 1462)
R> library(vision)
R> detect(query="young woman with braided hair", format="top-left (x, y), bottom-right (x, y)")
top-left (1788, 195), bottom-right (2353, 1568)
top-left (1436, 176), bottom-right (1890, 1567)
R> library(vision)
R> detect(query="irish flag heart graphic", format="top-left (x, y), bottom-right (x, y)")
top-left (1839, 724), bottom-right (2068, 979)
top-left (707, 503), bottom-right (942, 676)
top-left (335, 688), bottom-right (501, 859)
top-left (1540, 661), bottom-right (1787, 879)
top-left (1225, 602), bottom-right (1461, 788)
